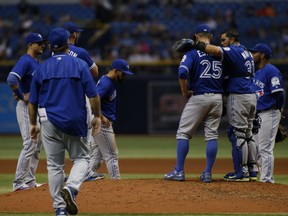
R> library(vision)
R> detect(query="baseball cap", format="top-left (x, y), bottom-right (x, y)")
top-left (25, 33), bottom-right (46, 45)
top-left (249, 43), bottom-right (272, 59)
top-left (195, 24), bottom-right (212, 34)
top-left (63, 21), bottom-right (83, 33)
top-left (111, 59), bottom-right (133, 75)
top-left (48, 27), bottom-right (70, 49)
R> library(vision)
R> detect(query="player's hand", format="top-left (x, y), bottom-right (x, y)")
top-left (91, 117), bottom-right (101, 136)
top-left (30, 125), bottom-right (40, 144)
top-left (23, 93), bottom-right (30, 104)
top-left (183, 91), bottom-right (193, 100)
top-left (101, 116), bottom-right (111, 128)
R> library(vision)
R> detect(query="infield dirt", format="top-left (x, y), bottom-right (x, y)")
top-left (0, 158), bottom-right (288, 214)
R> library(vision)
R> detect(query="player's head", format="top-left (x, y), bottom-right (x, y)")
top-left (110, 59), bottom-right (133, 83)
top-left (25, 33), bottom-right (46, 55)
top-left (221, 28), bottom-right (239, 47)
top-left (249, 43), bottom-right (272, 63)
top-left (194, 24), bottom-right (212, 41)
top-left (63, 21), bottom-right (83, 44)
top-left (48, 27), bottom-right (70, 53)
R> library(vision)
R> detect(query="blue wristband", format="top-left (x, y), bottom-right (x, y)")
top-left (13, 88), bottom-right (24, 100)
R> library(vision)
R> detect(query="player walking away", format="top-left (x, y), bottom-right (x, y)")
top-left (164, 24), bottom-right (224, 183)
top-left (249, 43), bottom-right (284, 183)
top-left (191, 28), bottom-right (258, 181)
top-left (28, 27), bottom-right (101, 216)
top-left (83, 59), bottom-right (133, 180)
top-left (63, 21), bottom-right (104, 180)
top-left (7, 33), bottom-right (46, 191)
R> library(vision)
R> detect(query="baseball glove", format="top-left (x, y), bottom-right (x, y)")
top-left (275, 124), bottom-right (287, 143)
top-left (172, 38), bottom-right (195, 53)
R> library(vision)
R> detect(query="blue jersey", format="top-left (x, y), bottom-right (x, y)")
top-left (68, 43), bottom-right (95, 70)
top-left (8, 54), bottom-right (39, 93)
top-left (96, 75), bottom-right (117, 121)
top-left (29, 54), bottom-right (98, 136)
top-left (178, 49), bottom-right (224, 93)
top-left (254, 64), bottom-right (284, 111)
top-left (221, 44), bottom-right (255, 94)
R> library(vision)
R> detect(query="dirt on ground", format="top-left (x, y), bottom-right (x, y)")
top-left (0, 158), bottom-right (288, 214)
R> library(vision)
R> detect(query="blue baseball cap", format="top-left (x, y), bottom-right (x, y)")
top-left (111, 59), bottom-right (133, 75)
top-left (63, 21), bottom-right (83, 33)
top-left (249, 43), bottom-right (272, 59)
top-left (48, 27), bottom-right (70, 49)
top-left (195, 24), bottom-right (212, 34)
top-left (25, 33), bottom-right (46, 45)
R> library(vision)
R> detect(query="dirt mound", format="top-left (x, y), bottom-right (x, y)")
top-left (1, 179), bottom-right (288, 214)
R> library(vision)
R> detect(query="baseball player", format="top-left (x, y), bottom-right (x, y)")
top-left (191, 28), bottom-right (258, 181)
top-left (63, 21), bottom-right (99, 77)
top-left (63, 21), bottom-right (104, 180)
top-left (164, 24), bottom-right (224, 183)
top-left (249, 43), bottom-right (284, 183)
top-left (83, 58), bottom-right (133, 180)
top-left (6, 32), bottom-right (46, 191)
top-left (28, 27), bottom-right (101, 216)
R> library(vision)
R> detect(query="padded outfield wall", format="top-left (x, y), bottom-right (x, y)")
top-left (0, 62), bottom-right (287, 134)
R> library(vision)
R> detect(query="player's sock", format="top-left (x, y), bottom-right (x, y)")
top-left (175, 139), bottom-right (189, 172)
top-left (204, 139), bottom-right (218, 173)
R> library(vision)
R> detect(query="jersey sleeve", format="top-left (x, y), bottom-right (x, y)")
top-left (80, 48), bottom-right (95, 69)
top-left (81, 63), bottom-right (98, 98)
top-left (178, 53), bottom-right (192, 79)
top-left (268, 68), bottom-right (284, 94)
top-left (9, 58), bottom-right (29, 80)
top-left (96, 76), bottom-right (112, 98)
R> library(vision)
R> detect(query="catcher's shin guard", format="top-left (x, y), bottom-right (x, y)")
top-left (247, 137), bottom-right (258, 173)
top-left (227, 126), bottom-right (248, 174)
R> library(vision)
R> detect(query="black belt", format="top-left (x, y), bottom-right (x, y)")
top-left (257, 106), bottom-right (278, 114)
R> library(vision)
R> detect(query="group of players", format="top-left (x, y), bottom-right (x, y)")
top-left (7, 22), bottom-right (132, 215)
top-left (6, 21), bottom-right (285, 215)
top-left (164, 24), bottom-right (284, 184)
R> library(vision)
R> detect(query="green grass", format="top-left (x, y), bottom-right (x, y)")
top-left (1, 134), bottom-right (288, 159)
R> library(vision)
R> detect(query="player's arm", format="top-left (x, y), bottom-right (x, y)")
top-left (194, 41), bottom-right (223, 58)
top-left (273, 91), bottom-right (284, 110)
top-left (28, 102), bottom-right (39, 143)
top-left (90, 63), bottom-right (99, 77)
top-left (89, 95), bottom-right (101, 136)
top-left (178, 64), bottom-right (192, 99)
top-left (7, 73), bottom-right (24, 101)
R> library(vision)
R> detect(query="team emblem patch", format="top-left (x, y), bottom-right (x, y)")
top-left (271, 76), bottom-right (280, 87)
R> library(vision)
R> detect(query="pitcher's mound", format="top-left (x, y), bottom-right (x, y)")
top-left (1, 179), bottom-right (288, 214)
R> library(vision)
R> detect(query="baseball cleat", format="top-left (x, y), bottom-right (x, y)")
top-left (200, 172), bottom-right (212, 183)
top-left (55, 207), bottom-right (67, 216)
top-left (164, 169), bottom-right (185, 181)
top-left (249, 172), bottom-right (258, 181)
top-left (13, 183), bottom-right (33, 192)
top-left (84, 173), bottom-right (105, 182)
top-left (224, 172), bottom-right (249, 182)
top-left (60, 186), bottom-right (78, 215)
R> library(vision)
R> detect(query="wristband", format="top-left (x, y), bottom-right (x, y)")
top-left (13, 88), bottom-right (24, 100)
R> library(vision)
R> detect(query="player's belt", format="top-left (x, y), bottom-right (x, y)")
top-left (257, 105), bottom-right (278, 114)
top-left (193, 92), bottom-right (219, 96)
